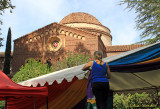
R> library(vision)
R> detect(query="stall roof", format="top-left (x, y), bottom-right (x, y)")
top-left (0, 70), bottom-right (48, 100)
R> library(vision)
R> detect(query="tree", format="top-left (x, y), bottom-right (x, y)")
top-left (3, 27), bottom-right (11, 75)
top-left (0, 0), bottom-right (15, 47)
top-left (120, 0), bottom-right (160, 44)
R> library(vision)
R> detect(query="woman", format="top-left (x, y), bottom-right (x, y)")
top-left (82, 51), bottom-right (111, 109)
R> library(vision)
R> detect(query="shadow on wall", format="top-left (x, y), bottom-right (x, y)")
top-left (12, 42), bottom-right (90, 74)
top-left (74, 42), bottom-right (91, 54)
top-left (12, 39), bottom-right (43, 74)
top-left (12, 23), bottom-right (62, 74)
top-left (46, 48), bottom-right (65, 62)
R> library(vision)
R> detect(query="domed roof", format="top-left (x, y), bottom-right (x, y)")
top-left (59, 12), bottom-right (102, 25)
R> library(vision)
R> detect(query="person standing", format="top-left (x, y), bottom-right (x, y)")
top-left (82, 51), bottom-right (111, 109)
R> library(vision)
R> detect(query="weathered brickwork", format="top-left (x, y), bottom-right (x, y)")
top-left (98, 36), bottom-right (107, 57)
top-left (12, 23), bottom-right (106, 73)
top-left (106, 44), bottom-right (144, 57)
top-left (60, 12), bottom-right (102, 25)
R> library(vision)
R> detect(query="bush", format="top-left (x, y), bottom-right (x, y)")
top-left (113, 92), bottom-right (158, 108)
top-left (12, 58), bottom-right (53, 83)
top-left (0, 101), bottom-right (5, 109)
top-left (12, 51), bottom-right (93, 83)
top-left (51, 50), bottom-right (93, 70)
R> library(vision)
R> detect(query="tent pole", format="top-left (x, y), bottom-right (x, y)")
top-left (34, 97), bottom-right (35, 109)
top-left (5, 97), bottom-right (8, 109)
top-left (46, 96), bottom-right (48, 109)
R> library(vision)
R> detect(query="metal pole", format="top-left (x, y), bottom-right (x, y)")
top-left (46, 96), bottom-right (48, 109)
top-left (5, 97), bottom-right (7, 109)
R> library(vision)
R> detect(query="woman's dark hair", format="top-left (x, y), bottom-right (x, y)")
top-left (94, 51), bottom-right (103, 60)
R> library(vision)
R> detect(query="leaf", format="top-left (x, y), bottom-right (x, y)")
top-left (120, 0), bottom-right (160, 44)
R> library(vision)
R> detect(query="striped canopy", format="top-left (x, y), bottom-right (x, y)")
top-left (106, 42), bottom-right (160, 91)
top-left (7, 42), bottom-right (160, 109)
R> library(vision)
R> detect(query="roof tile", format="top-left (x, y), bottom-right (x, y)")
top-left (106, 44), bottom-right (144, 52)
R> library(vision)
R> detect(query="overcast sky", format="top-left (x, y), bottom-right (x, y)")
top-left (0, 0), bottom-right (141, 52)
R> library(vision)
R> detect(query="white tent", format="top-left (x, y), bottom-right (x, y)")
top-left (19, 42), bottom-right (160, 92)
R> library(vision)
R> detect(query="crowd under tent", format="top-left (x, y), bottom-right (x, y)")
top-left (3, 42), bottom-right (160, 109)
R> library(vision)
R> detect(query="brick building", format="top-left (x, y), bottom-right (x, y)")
top-left (0, 12), bottom-right (143, 73)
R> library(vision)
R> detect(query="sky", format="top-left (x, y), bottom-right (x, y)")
top-left (0, 0), bottom-right (141, 52)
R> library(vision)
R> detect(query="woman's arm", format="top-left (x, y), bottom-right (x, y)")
top-left (106, 63), bottom-right (111, 79)
top-left (82, 61), bottom-right (93, 71)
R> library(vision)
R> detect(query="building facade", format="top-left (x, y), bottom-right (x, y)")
top-left (0, 12), bottom-right (143, 73)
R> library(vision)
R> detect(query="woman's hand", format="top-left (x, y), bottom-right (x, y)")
top-left (88, 66), bottom-right (92, 71)
top-left (82, 61), bottom-right (93, 71)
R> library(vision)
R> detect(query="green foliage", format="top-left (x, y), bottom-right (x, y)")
top-left (0, 101), bottom-right (5, 109)
top-left (3, 27), bottom-right (11, 75)
top-left (0, 0), bottom-right (15, 12)
top-left (114, 93), bottom-right (127, 109)
top-left (120, 0), bottom-right (160, 44)
top-left (12, 58), bottom-right (53, 83)
top-left (0, 37), bottom-right (3, 47)
top-left (113, 92), bottom-right (159, 108)
top-left (12, 51), bottom-right (93, 83)
top-left (51, 50), bottom-right (93, 70)
top-left (0, 0), bottom-right (15, 47)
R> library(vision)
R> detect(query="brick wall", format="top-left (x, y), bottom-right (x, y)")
top-left (12, 23), bottom-right (61, 73)
top-left (12, 23), bottom-right (101, 73)
top-left (98, 36), bottom-right (107, 57)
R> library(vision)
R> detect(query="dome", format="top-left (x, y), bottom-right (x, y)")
top-left (59, 12), bottom-right (102, 25)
